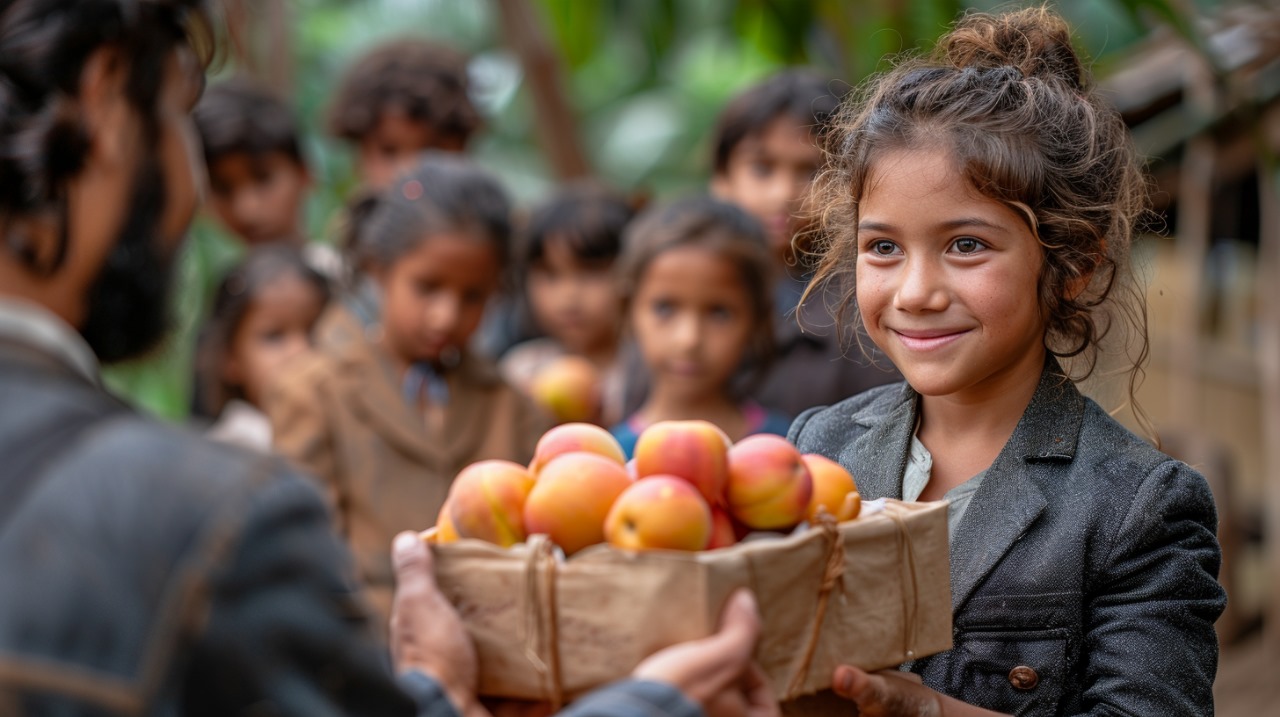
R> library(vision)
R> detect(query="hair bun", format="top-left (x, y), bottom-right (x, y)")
top-left (940, 7), bottom-right (1087, 90)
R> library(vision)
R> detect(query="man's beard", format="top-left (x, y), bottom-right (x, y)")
top-left (79, 156), bottom-right (178, 365)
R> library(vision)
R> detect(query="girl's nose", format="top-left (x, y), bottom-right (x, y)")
top-left (670, 312), bottom-right (701, 352)
top-left (893, 255), bottom-right (950, 313)
top-left (427, 294), bottom-right (462, 332)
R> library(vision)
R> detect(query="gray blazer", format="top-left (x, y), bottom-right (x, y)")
top-left (789, 359), bottom-right (1225, 716)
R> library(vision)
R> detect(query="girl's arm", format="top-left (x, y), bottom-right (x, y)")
top-left (262, 365), bottom-right (346, 534)
top-left (1079, 459), bottom-right (1225, 715)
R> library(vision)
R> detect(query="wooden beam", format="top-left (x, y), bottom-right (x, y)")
top-left (1257, 103), bottom-right (1280, 655)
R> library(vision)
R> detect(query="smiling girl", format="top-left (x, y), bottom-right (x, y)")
top-left (790, 7), bottom-right (1225, 716)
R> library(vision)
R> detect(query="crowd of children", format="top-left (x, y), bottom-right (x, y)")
top-left (160, 10), bottom-right (1223, 714)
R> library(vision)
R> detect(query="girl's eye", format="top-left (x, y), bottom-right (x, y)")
top-left (951, 237), bottom-right (985, 254)
top-left (650, 299), bottom-right (675, 318)
top-left (870, 240), bottom-right (898, 256)
top-left (259, 328), bottom-right (287, 344)
top-left (708, 306), bottom-right (733, 322)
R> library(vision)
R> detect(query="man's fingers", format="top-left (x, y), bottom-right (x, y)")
top-left (392, 531), bottom-right (436, 591)
top-left (832, 664), bottom-right (870, 701)
top-left (713, 589), bottom-right (762, 659)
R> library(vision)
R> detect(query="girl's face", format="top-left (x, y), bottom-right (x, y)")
top-left (376, 232), bottom-right (501, 366)
top-left (630, 246), bottom-right (755, 401)
top-left (527, 238), bottom-right (620, 356)
top-left (225, 273), bottom-right (327, 408)
top-left (855, 149), bottom-right (1047, 402)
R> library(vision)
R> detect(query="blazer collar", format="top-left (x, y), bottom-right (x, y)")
top-left (840, 356), bottom-right (1085, 611)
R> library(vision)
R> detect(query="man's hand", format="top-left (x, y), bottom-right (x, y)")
top-left (633, 590), bottom-right (779, 717)
top-left (391, 531), bottom-right (487, 717)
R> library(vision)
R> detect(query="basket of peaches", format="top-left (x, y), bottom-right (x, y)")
top-left (421, 421), bottom-right (953, 705)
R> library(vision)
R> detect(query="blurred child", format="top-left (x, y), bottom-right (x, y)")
top-left (610, 197), bottom-right (789, 458)
top-left (195, 245), bottom-right (330, 451)
top-left (193, 77), bottom-right (311, 247)
top-left (710, 69), bottom-right (899, 418)
top-left (265, 155), bottom-right (548, 621)
top-left (791, 8), bottom-right (1224, 714)
top-left (327, 38), bottom-right (480, 190)
top-left (501, 184), bottom-right (636, 425)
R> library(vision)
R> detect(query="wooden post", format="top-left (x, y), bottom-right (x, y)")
top-left (494, 0), bottom-right (592, 181)
top-left (1169, 55), bottom-right (1217, 435)
top-left (1258, 105), bottom-right (1280, 654)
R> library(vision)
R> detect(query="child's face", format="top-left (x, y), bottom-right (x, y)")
top-left (207, 151), bottom-right (309, 246)
top-left (357, 107), bottom-right (462, 190)
top-left (855, 149), bottom-right (1047, 401)
top-left (527, 239), bottom-right (620, 356)
top-left (225, 273), bottom-right (327, 408)
top-left (376, 232), bottom-right (501, 366)
top-left (631, 246), bottom-right (755, 402)
top-left (712, 116), bottom-right (822, 262)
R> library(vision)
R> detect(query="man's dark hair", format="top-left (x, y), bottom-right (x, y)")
top-left (711, 69), bottom-right (845, 175)
top-left (193, 75), bottom-right (305, 169)
top-left (0, 0), bottom-right (214, 276)
top-left (326, 38), bottom-right (480, 146)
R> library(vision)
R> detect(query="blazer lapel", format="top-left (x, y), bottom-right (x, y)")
top-left (837, 382), bottom-right (917, 500)
top-left (946, 359), bottom-right (1083, 611)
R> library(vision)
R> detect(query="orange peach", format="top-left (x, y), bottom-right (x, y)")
top-left (726, 435), bottom-right (813, 530)
top-left (705, 506), bottom-right (738, 549)
top-left (529, 422), bottom-right (626, 475)
top-left (605, 476), bottom-right (712, 551)
top-left (447, 460), bottom-right (535, 547)
top-left (435, 501), bottom-right (460, 543)
top-left (802, 454), bottom-right (862, 522)
top-left (530, 355), bottom-right (601, 424)
top-left (524, 452), bottom-right (632, 555)
top-left (633, 420), bottom-right (731, 505)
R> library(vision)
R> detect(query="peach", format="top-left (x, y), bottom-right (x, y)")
top-left (605, 476), bottom-right (712, 551)
top-left (529, 422), bottom-right (626, 476)
top-left (633, 420), bottom-right (731, 505)
top-left (726, 435), bottom-right (813, 530)
top-left (802, 454), bottom-right (862, 522)
top-left (524, 452), bottom-right (632, 555)
top-left (447, 460), bottom-right (535, 547)
top-left (530, 355), bottom-right (601, 424)
top-left (706, 506), bottom-right (738, 549)
top-left (435, 501), bottom-right (460, 543)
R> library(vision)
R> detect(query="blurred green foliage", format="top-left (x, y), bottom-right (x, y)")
top-left (107, 0), bottom-right (1224, 420)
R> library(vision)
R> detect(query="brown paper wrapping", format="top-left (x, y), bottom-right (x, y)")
top-left (427, 499), bottom-right (952, 703)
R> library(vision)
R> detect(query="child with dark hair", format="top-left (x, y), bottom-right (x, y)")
top-left (193, 76), bottom-right (311, 247)
top-left (791, 8), bottom-right (1224, 715)
top-left (265, 154), bottom-right (548, 622)
top-left (501, 184), bottom-right (636, 425)
top-left (328, 38), bottom-right (480, 190)
top-left (610, 196), bottom-right (790, 458)
top-left (710, 69), bottom-right (900, 419)
top-left (195, 245), bottom-right (330, 451)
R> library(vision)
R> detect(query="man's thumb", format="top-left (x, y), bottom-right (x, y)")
top-left (392, 531), bottom-right (436, 588)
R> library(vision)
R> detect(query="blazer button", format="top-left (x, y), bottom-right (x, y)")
top-left (1008, 666), bottom-right (1039, 691)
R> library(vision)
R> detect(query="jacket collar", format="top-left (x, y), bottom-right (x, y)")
top-left (0, 296), bottom-right (100, 386)
top-left (840, 356), bottom-right (1084, 611)
top-left (334, 336), bottom-right (501, 468)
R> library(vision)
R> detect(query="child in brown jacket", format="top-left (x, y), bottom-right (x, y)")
top-left (265, 155), bottom-right (548, 621)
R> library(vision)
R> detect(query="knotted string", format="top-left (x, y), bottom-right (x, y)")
top-left (522, 535), bottom-right (564, 709)
top-left (784, 513), bottom-right (846, 699)
top-left (888, 506), bottom-right (920, 661)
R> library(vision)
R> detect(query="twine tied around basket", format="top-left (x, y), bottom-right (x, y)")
top-left (522, 534), bottom-right (565, 710)
top-left (781, 504), bottom-right (923, 699)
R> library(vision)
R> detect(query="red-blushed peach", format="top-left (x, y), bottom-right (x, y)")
top-left (604, 476), bottom-right (712, 551)
top-left (435, 501), bottom-right (460, 543)
top-left (633, 420), bottom-right (731, 505)
top-left (802, 454), bottom-right (862, 522)
top-left (726, 435), bottom-right (813, 530)
top-left (523, 452), bottom-right (632, 555)
top-left (530, 355), bottom-right (601, 424)
top-left (447, 460), bottom-right (535, 547)
top-left (529, 422), bottom-right (626, 476)
top-left (706, 506), bottom-right (738, 549)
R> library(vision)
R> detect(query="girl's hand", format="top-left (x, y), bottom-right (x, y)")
top-left (831, 665), bottom-right (1009, 717)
